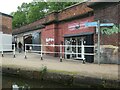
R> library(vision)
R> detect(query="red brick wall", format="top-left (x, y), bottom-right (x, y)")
top-left (2, 15), bottom-right (12, 34)
top-left (58, 16), bottom-right (95, 45)
top-left (41, 16), bottom-right (94, 55)
top-left (94, 3), bottom-right (119, 24)
top-left (45, 12), bottom-right (57, 23)
top-left (13, 18), bottom-right (45, 34)
top-left (93, 3), bottom-right (119, 46)
top-left (88, 2), bottom-right (120, 64)
top-left (101, 33), bottom-right (119, 46)
top-left (58, 2), bottom-right (93, 21)
top-left (94, 33), bottom-right (119, 46)
top-left (41, 24), bottom-right (56, 54)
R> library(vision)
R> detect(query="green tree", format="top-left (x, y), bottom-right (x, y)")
top-left (12, 11), bottom-right (27, 28)
top-left (27, 2), bottom-right (48, 23)
top-left (12, 3), bottom-right (29, 28)
top-left (11, 1), bottom-right (78, 29)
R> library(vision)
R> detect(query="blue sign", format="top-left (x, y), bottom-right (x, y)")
top-left (85, 22), bottom-right (114, 27)
top-left (85, 22), bottom-right (98, 27)
top-left (100, 23), bottom-right (114, 26)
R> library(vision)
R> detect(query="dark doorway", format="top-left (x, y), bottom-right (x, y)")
top-left (84, 34), bottom-right (94, 63)
top-left (24, 35), bottom-right (32, 50)
top-left (32, 32), bottom-right (41, 51)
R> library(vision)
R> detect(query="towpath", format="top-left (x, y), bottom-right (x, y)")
top-left (1, 52), bottom-right (119, 80)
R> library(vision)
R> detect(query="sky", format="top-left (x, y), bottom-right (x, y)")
top-left (0, 0), bottom-right (33, 15)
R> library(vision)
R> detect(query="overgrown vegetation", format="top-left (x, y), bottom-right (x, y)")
top-left (39, 65), bottom-right (47, 80)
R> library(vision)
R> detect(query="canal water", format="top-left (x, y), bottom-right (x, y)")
top-left (2, 75), bottom-right (84, 89)
top-left (2, 75), bottom-right (68, 89)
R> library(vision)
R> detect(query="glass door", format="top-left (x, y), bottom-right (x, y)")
top-left (64, 37), bottom-right (85, 60)
top-left (75, 37), bottom-right (82, 59)
top-left (71, 38), bottom-right (76, 58)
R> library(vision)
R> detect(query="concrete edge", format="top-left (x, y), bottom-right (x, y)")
top-left (2, 66), bottom-right (120, 88)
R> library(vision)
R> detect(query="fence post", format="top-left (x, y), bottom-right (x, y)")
top-left (81, 40), bottom-right (85, 64)
top-left (60, 44), bottom-right (62, 62)
top-left (41, 44), bottom-right (43, 60)
top-left (24, 44), bottom-right (27, 59)
top-left (13, 44), bottom-right (16, 58)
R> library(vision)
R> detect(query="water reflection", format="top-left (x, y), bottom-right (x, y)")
top-left (2, 75), bottom-right (73, 89)
top-left (12, 83), bottom-right (30, 90)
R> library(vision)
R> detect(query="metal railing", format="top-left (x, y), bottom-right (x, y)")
top-left (0, 44), bottom-right (16, 58)
top-left (24, 44), bottom-right (95, 63)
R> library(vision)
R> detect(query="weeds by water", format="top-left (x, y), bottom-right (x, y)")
top-left (39, 65), bottom-right (47, 80)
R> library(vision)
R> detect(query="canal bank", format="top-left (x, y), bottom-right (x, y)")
top-left (1, 52), bottom-right (120, 88)
top-left (2, 66), bottom-right (119, 88)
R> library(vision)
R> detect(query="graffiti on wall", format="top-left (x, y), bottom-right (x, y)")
top-left (101, 25), bottom-right (120, 35)
top-left (46, 38), bottom-right (54, 45)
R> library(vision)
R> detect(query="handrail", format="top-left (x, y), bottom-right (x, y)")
top-left (24, 44), bottom-right (95, 63)
top-left (0, 44), bottom-right (16, 58)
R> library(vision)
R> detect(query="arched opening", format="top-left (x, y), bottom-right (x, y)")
top-left (24, 35), bottom-right (32, 50)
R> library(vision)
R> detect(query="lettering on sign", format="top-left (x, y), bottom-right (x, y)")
top-left (68, 21), bottom-right (88, 31)
top-left (68, 23), bottom-right (80, 31)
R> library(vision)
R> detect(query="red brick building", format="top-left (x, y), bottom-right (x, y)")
top-left (0, 12), bottom-right (12, 51)
top-left (42, 15), bottom-right (94, 62)
top-left (0, 12), bottom-right (12, 34)
top-left (13, 2), bottom-right (119, 64)
top-left (13, 2), bottom-right (95, 63)
top-left (88, 2), bottom-right (120, 64)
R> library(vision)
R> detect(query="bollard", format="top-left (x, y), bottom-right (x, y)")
top-left (60, 57), bottom-right (62, 62)
top-left (13, 55), bottom-right (16, 58)
top-left (13, 44), bottom-right (16, 58)
top-left (2, 53), bottom-right (3, 57)
top-left (83, 58), bottom-right (85, 64)
top-left (25, 50), bottom-right (27, 59)
top-left (2, 51), bottom-right (3, 57)
top-left (41, 57), bottom-right (43, 60)
top-left (1, 44), bottom-right (3, 57)
top-left (25, 55), bottom-right (27, 59)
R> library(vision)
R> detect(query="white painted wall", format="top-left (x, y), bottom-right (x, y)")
top-left (0, 32), bottom-right (2, 51)
top-left (0, 32), bottom-right (12, 51)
